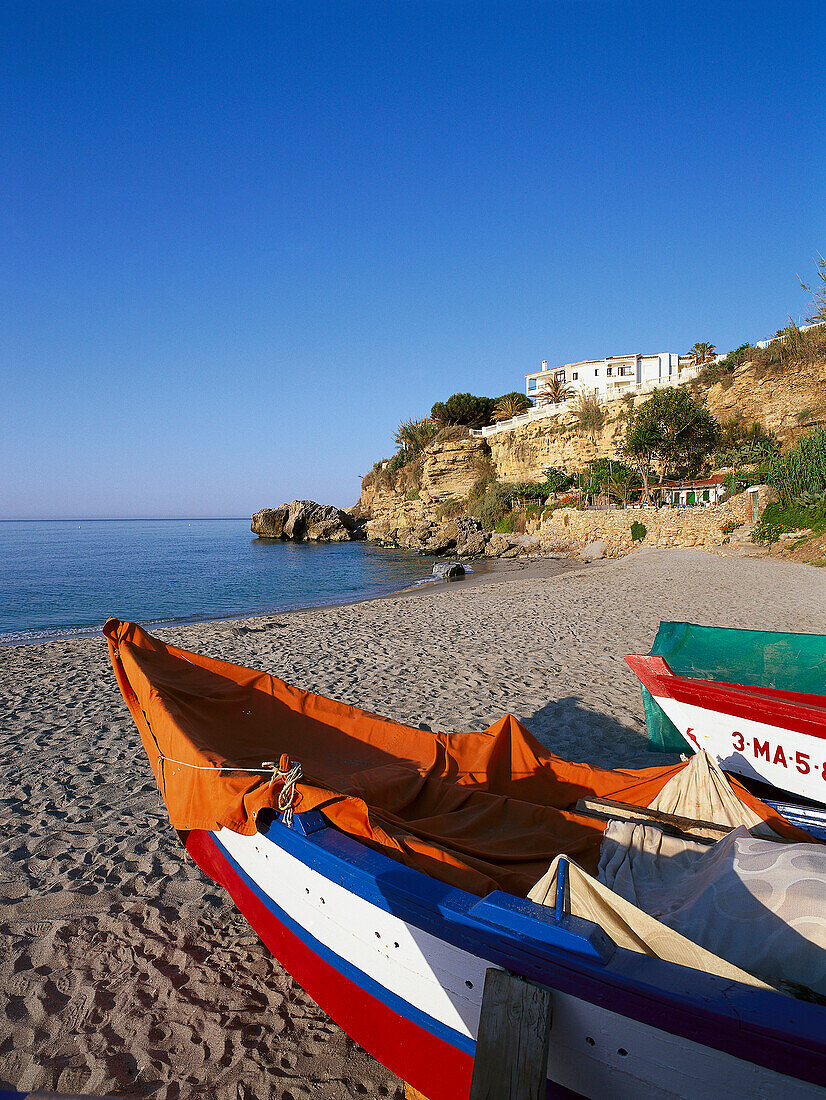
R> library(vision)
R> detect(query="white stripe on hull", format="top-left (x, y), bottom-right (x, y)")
top-left (650, 695), bottom-right (826, 803)
top-left (216, 828), bottom-right (823, 1099)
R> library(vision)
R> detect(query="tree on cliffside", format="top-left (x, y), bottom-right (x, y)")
top-left (623, 389), bottom-right (720, 502)
top-left (430, 393), bottom-right (496, 428)
top-left (492, 392), bottom-right (532, 420)
top-left (799, 252), bottom-right (826, 324)
top-left (688, 342), bottom-right (717, 367)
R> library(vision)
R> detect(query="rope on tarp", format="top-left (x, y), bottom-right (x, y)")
top-left (262, 753), bottom-right (303, 828)
top-left (153, 751), bottom-right (304, 826)
top-left (156, 754), bottom-right (277, 774)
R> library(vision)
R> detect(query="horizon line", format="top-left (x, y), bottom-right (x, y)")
top-left (0, 516), bottom-right (251, 523)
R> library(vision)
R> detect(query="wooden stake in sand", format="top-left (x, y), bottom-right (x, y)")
top-left (468, 969), bottom-right (553, 1100)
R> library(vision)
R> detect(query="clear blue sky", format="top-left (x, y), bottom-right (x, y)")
top-left (2, 1), bottom-right (824, 518)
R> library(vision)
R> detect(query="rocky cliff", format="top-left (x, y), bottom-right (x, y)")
top-left (701, 357), bottom-right (826, 444)
top-left (357, 356), bottom-right (825, 541)
top-left (358, 412), bottom-right (630, 535)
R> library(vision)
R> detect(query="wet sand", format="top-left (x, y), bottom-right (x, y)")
top-left (1, 548), bottom-right (825, 1097)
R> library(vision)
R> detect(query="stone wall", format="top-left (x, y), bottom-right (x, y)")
top-left (539, 486), bottom-right (772, 555)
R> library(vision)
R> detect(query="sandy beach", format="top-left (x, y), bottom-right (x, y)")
top-left (1, 547), bottom-right (825, 1098)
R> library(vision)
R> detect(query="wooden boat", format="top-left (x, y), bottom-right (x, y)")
top-left (626, 647), bottom-right (826, 809)
top-left (103, 620), bottom-right (826, 1099)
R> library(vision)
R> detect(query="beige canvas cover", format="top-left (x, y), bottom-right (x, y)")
top-left (531, 752), bottom-right (826, 995)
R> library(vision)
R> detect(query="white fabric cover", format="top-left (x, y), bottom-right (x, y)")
top-left (598, 822), bottom-right (826, 996)
top-left (530, 750), bottom-right (826, 996)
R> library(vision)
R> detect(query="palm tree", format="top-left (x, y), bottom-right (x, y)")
top-left (537, 376), bottom-right (575, 406)
top-left (394, 417), bottom-right (439, 456)
top-left (492, 393), bottom-right (532, 421)
top-left (688, 342), bottom-right (717, 367)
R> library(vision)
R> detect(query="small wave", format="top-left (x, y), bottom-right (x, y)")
top-left (0, 623), bottom-right (106, 645)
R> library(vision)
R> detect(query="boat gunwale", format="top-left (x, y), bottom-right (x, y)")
top-left (625, 654), bottom-right (826, 742)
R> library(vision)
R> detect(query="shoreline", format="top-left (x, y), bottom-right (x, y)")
top-left (0, 551), bottom-right (577, 648)
top-left (3, 548), bottom-right (826, 1098)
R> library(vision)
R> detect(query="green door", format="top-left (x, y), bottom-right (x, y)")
top-left (687, 491), bottom-right (696, 505)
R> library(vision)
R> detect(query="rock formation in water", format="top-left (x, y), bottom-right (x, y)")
top-left (251, 501), bottom-right (364, 542)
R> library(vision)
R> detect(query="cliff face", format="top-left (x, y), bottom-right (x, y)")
top-left (359, 435), bottom-right (492, 531)
top-left (702, 358), bottom-right (826, 443)
top-left (488, 410), bottom-right (626, 482)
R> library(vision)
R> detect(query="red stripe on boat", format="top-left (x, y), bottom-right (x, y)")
top-left (625, 655), bottom-right (826, 741)
top-left (185, 828), bottom-right (474, 1100)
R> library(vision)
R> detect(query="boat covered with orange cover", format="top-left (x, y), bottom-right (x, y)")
top-left (103, 619), bottom-right (826, 1099)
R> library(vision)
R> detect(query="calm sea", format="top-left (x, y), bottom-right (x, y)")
top-left (0, 519), bottom-right (440, 645)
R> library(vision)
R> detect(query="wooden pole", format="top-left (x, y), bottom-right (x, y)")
top-left (468, 969), bottom-right (553, 1100)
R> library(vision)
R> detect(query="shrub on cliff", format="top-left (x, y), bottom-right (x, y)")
top-left (394, 417), bottom-right (439, 456)
top-left (572, 391), bottom-right (606, 438)
top-left (715, 420), bottom-right (778, 464)
top-left (467, 482), bottom-right (516, 530)
top-left (431, 393), bottom-right (496, 428)
top-left (696, 343), bottom-right (752, 387)
top-left (468, 473), bottom-right (495, 502)
top-left (435, 497), bottom-right (464, 522)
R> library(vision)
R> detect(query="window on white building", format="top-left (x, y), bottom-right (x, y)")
top-left (572, 372), bottom-right (578, 380)
top-left (606, 367), bottom-right (612, 376)
top-left (594, 369), bottom-right (599, 376)
top-left (528, 379), bottom-right (537, 391)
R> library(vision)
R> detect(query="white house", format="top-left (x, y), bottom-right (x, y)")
top-left (525, 353), bottom-right (693, 403)
top-left (656, 476), bottom-right (728, 507)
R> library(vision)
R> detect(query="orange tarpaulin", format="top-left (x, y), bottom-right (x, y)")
top-left (103, 619), bottom-right (797, 897)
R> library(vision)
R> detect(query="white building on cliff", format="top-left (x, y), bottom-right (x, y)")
top-left (471, 350), bottom-right (702, 439)
top-left (525, 352), bottom-right (695, 403)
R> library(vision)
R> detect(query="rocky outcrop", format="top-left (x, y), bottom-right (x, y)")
top-left (251, 501), bottom-right (362, 542)
top-left (358, 416), bottom-right (629, 534)
top-left (419, 436), bottom-right (493, 501)
top-left (366, 513), bottom-right (487, 556)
